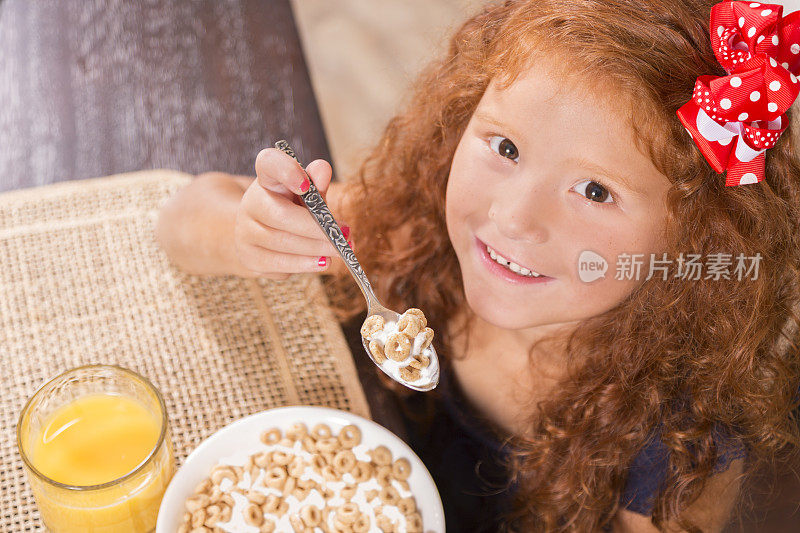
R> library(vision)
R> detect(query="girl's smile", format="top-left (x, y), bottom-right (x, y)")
top-left (445, 56), bottom-right (673, 332)
top-left (474, 236), bottom-right (555, 285)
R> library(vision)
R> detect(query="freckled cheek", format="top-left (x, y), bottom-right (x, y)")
top-left (444, 173), bottom-right (471, 243)
top-left (446, 158), bottom-right (492, 223)
top-left (570, 273), bottom-right (641, 315)
top-left (571, 231), bottom-right (665, 305)
top-left (569, 244), bottom-right (643, 304)
top-left (566, 235), bottom-right (648, 286)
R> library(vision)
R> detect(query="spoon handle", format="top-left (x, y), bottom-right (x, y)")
top-left (274, 140), bottom-right (378, 305)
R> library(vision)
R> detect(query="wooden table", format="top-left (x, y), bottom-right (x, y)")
top-left (0, 0), bottom-right (406, 438)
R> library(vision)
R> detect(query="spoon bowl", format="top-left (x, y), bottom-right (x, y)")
top-left (275, 140), bottom-right (440, 391)
top-left (360, 304), bottom-right (440, 392)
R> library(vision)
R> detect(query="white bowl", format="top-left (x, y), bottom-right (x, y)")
top-left (156, 405), bottom-right (445, 532)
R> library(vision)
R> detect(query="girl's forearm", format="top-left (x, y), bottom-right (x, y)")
top-left (156, 172), bottom-right (254, 276)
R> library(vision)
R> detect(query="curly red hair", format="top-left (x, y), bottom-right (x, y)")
top-left (326, 0), bottom-right (800, 530)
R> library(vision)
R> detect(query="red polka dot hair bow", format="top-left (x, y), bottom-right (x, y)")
top-left (676, 0), bottom-right (800, 186)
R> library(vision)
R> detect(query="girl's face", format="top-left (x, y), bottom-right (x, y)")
top-left (445, 61), bottom-right (673, 333)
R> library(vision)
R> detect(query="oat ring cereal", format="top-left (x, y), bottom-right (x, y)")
top-left (384, 333), bottom-right (411, 362)
top-left (397, 314), bottom-right (423, 338)
top-left (368, 339), bottom-right (386, 364)
top-left (336, 502), bottom-right (360, 524)
top-left (193, 479), bottom-right (212, 496)
top-left (400, 366), bottom-right (422, 382)
top-left (360, 314), bottom-right (385, 338)
top-left (301, 435), bottom-right (318, 454)
top-left (185, 493), bottom-right (207, 513)
top-left (409, 354), bottom-right (430, 370)
top-left (286, 422), bottom-right (308, 441)
top-left (375, 465), bottom-right (393, 486)
top-left (254, 450), bottom-right (271, 468)
top-left (353, 514), bottom-right (371, 532)
top-left (333, 518), bottom-right (353, 532)
top-left (341, 483), bottom-right (358, 499)
top-left (244, 503), bottom-right (263, 526)
top-left (338, 424), bottom-right (362, 448)
top-left (321, 450), bottom-right (335, 465)
top-left (311, 454), bottom-right (326, 470)
top-left (322, 465), bottom-right (340, 481)
top-left (271, 450), bottom-right (292, 466)
top-left (370, 445), bottom-right (393, 466)
top-left (260, 428), bottom-right (282, 445)
top-left (283, 474), bottom-right (298, 495)
top-left (419, 326), bottom-right (434, 350)
top-left (265, 465), bottom-right (287, 489)
top-left (407, 512), bottom-right (424, 532)
top-left (408, 355), bottom-right (431, 370)
top-left (376, 515), bottom-right (393, 531)
top-left (264, 493), bottom-right (281, 513)
top-left (316, 436), bottom-right (339, 453)
top-left (247, 489), bottom-right (267, 505)
top-left (210, 465), bottom-right (236, 485)
top-left (351, 461), bottom-right (373, 483)
top-left (179, 419), bottom-right (427, 533)
top-left (288, 457), bottom-right (305, 478)
top-left (380, 485), bottom-right (401, 506)
top-left (392, 457), bottom-right (411, 481)
top-left (403, 308), bottom-right (427, 328)
top-left (301, 504), bottom-right (322, 526)
top-left (312, 422), bottom-right (333, 439)
top-left (398, 496), bottom-right (416, 515)
top-left (333, 449), bottom-right (357, 473)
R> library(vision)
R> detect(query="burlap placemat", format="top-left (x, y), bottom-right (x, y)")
top-left (0, 170), bottom-right (370, 531)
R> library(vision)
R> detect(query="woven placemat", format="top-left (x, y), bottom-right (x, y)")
top-left (0, 170), bottom-right (370, 531)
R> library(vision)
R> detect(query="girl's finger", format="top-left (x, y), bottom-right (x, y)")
top-left (305, 159), bottom-right (333, 197)
top-left (243, 219), bottom-right (340, 258)
top-left (239, 244), bottom-right (329, 274)
top-left (254, 147), bottom-right (310, 197)
top-left (243, 184), bottom-right (327, 240)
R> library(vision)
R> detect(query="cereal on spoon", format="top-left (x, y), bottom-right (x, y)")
top-left (361, 308), bottom-right (435, 385)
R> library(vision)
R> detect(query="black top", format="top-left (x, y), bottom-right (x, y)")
top-left (394, 365), bottom-right (518, 532)
top-left (341, 316), bottom-right (746, 532)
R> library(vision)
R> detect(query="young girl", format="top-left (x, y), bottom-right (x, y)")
top-left (157, 0), bottom-right (800, 531)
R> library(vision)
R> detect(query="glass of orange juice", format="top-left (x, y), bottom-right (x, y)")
top-left (17, 364), bottom-right (175, 533)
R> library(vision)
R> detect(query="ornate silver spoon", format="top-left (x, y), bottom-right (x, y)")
top-left (274, 140), bottom-right (439, 391)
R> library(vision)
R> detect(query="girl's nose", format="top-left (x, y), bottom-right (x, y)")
top-left (488, 186), bottom-right (551, 244)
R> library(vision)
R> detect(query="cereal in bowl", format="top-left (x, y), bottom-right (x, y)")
top-left (361, 308), bottom-right (436, 385)
top-left (178, 422), bottom-right (425, 532)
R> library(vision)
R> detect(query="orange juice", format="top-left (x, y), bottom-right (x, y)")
top-left (18, 366), bottom-right (174, 533)
top-left (31, 394), bottom-right (161, 486)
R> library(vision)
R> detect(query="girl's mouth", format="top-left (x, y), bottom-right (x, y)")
top-left (474, 237), bottom-right (554, 285)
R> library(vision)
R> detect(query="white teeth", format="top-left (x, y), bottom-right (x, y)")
top-left (485, 245), bottom-right (541, 277)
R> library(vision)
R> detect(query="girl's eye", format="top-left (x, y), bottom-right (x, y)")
top-left (488, 136), bottom-right (519, 162)
top-left (573, 180), bottom-right (615, 204)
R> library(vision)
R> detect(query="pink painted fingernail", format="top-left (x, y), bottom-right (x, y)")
top-left (299, 177), bottom-right (310, 193)
top-left (341, 225), bottom-right (351, 240)
top-left (318, 256), bottom-right (328, 267)
top-left (347, 240), bottom-right (354, 252)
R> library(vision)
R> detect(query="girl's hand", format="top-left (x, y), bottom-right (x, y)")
top-left (234, 148), bottom-right (348, 280)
